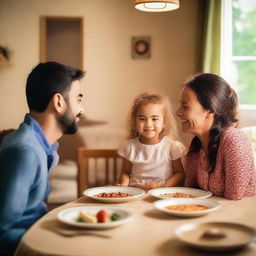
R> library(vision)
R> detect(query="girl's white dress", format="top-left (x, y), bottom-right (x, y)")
top-left (118, 136), bottom-right (184, 186)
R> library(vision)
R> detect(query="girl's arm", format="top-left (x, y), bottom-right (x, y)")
top-left (119, 158), bottom-right (132, 186)
top-left (164, 158), bottom-right (185, 187)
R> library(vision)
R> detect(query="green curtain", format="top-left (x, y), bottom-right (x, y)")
top-left (201, 0), bottom-right (222, 74)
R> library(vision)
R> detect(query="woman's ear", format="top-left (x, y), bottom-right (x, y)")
top-left (52, 93), bottom-right (66, 114)
top-left (206, 110), bottom-right (214, 119)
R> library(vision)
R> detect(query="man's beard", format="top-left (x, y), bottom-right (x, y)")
top-left (58, 109), bottom-right (81, 134)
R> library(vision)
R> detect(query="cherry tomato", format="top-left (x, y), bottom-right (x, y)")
top-left (96, 210), bottom-right (109, 223)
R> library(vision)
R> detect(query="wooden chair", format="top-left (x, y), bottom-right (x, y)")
top-left (77, 148), bottom-right (123, 196)
top-left (0, 129), bottom-right (15, 144)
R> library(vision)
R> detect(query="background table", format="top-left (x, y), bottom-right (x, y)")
top-left (15, 195), bottom-right (256, 256)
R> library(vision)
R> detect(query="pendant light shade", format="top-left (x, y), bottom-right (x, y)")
top-left (134, 0), bottom-right (179, 12)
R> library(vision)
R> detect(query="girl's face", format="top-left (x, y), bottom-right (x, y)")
top-left (176, 86), bottom-right (213, 136)
top-left (135, 103), bottom-right (164, 144)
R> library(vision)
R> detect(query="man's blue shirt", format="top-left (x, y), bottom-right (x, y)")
top-left (0, 114), bottom-right (59, 255)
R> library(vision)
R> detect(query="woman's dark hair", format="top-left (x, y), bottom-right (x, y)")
top-left (26, 61), bottom-right (85, 112)
top-left (186, 73), bottom-right (238, 172)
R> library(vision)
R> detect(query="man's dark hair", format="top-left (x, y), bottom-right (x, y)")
top-left (26, 62), bottom-right (85, 112)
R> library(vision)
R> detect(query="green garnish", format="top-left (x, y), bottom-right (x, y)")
top-left (76, 216), bottom-right (84, 222)
top-left (110, 213), bottom-right (120, 221)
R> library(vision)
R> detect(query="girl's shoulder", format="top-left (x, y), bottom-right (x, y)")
top-left (118, 137), bottom-right (139, 151)
top-left (120, 137), bottom-right (139, 146)
top-left (164, 136), bottom-right (185, 148)
top-left (164, 137), bottom-right (186, 159)
top-left (117, 138), bottom-right (139, 159)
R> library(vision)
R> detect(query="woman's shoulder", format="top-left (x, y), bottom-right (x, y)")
top-left (221, 126), bottom-right (248, 142)
top-left (220, 126), bottom-right (251, 149)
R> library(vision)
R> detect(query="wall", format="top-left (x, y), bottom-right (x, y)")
top-left (0, 0), bottom-right (202, 159)
top-left (0, 0), bottom-right (201, 127)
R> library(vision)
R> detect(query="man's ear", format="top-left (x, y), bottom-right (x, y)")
top-left (52, 93), bottom-right (66, 114)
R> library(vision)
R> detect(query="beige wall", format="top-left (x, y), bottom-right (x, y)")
top-left (0, 0), bottom-right (201, 137)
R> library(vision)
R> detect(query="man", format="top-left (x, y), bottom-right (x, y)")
top-left (0, 62), bottom-right (85, 255)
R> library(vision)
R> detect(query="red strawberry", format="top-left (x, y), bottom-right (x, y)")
top-left (96, 210), bottom-right (109, 223)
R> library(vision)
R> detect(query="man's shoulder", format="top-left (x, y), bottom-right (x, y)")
top-left (1, 123), bottom-right (41, 152)
top-left (0, 125), bottom-right (46, 171)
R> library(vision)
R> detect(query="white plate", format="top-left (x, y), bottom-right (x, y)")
top-left (83, 186), bottom-right (145, 203)
top-left (175, 222), bottom-right (256, 251)
top-left (57, 206), bottom-right (133, 229)
top-left (154, 198), bottom-right (220, 217)
top-left (148, 187), bottom-right (212, 199)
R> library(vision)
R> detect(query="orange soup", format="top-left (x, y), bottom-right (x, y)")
top-left (165, 204), bottom-right (209, 211)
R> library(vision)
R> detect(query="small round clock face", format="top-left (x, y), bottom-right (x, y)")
top-left (135, 40), bottom-right (149, 55)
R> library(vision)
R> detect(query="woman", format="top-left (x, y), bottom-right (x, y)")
top-left (176, 73), bottom-right (256, 200)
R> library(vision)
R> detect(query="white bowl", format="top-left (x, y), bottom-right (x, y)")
top-left (83, 186), bottom-right (145, 203)
top-left (175, 222), bottom-right (256, 251)
top-left (148, 187), bottom-right (212, 199)
top-left (154, 198), bottom-right (220, 217)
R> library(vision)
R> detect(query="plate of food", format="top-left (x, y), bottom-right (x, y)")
top-left (57, 206), bottom-right (133, 229)
top-left (148, 187), bottom-right (212, 199)
top-left (83, 186), bottom-right (145, 203)
top-left (153, 198), bottom-right (220, 217)
top-left (175, 222), bottom-right (256, 251)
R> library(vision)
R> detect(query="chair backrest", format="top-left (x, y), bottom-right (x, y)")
top-left (0, 129), bottom-right (15, 145)
top-left (77, 148), bottom-right (123, 196)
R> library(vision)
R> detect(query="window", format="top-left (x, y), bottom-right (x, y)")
top-left (221, 0), bottom-right (256, 106)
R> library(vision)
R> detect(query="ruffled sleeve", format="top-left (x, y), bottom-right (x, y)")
top-left (169, 140), bottom-right (185, 160)
top-left (117, 140), bottom-right (131, 160)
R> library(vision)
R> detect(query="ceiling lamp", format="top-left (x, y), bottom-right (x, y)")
top-left (134, 0), bottom-right (180, 12)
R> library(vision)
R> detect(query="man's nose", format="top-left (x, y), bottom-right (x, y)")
top-left (80, 106), bottom-right (85, 114)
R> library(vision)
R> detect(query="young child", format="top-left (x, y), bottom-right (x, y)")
top-left (118, 93), bottom-right (185, 190)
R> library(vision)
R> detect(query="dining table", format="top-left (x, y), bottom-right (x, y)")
top-left (14, 193), bottom-right (256, 256)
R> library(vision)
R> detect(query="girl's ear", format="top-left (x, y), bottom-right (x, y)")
top-left (52, 93), bottom-right (66, 114)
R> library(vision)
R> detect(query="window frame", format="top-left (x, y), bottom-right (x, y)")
top-left (220, 0), bottom-right (256, 108)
